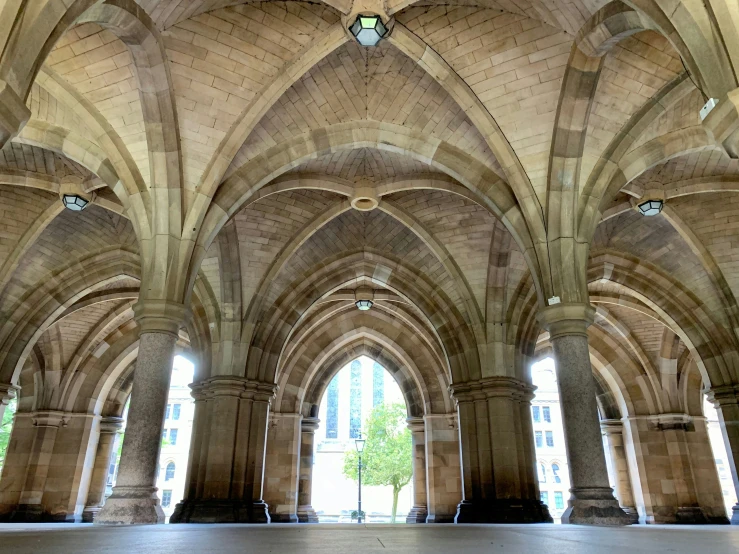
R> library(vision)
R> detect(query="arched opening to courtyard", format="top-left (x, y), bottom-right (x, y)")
top-left (310, 356), bottom-right (412, 523)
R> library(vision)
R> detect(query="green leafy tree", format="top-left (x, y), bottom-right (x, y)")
top-left (0, 397), bottom-right (17, 473)
top-left (342, 403), bottom-right (412, 523)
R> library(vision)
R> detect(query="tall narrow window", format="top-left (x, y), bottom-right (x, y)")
top-left (169, 429), bottom-right (178, 446)
top-left (162, 429), bottom-right (167, 441)
top-left (545, 430), bottom-right (554, 447)
top-left (162, 490), bottom-right (172, 507)
top-left (372, 362), bottom-right (384, 407)
top-left (535, 431), bottom-right (543, 448)
top-left (539, 462), bottom-right (547, 483)
top-left (540, 491), bottom-right (548, 505)
top-left (543, 406), bottom-right (551, 423)
top-left (165, 462), bottom-right (175, 481)
top-left (326, 375), bottom-right (339, 439)
top-left (165, 404), bottom-right (171, 420)
top-left (349, 360), bottom-right (362, 438)
top-left (532, 405), bottom-right (540, 422)
top-left (554, 491), bottom-right (564, 509)
top-left (552, 463), bottom-right (561, 483)
top-left (173, 404), bottom-right (181, 420)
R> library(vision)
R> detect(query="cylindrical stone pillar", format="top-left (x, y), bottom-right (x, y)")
top-left (600, 419), bottom-right (637, 518)
top-left (297, 417), bottom-right (319, 523)
top-left (538, 304), bottom-right (632, 525)
top-left (0, 384), bottom-right (16, 425)
top-left (95, 301), bottom-right (187, 525)
top-left (83, 417), bottom-right (124, 522)
top-left (406, 417), bottom-right (428, 523)
top-left (707, 385), bottom-right (739, 524)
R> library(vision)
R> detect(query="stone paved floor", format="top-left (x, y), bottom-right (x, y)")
top-left (0, 523), bottom-right (738, 553)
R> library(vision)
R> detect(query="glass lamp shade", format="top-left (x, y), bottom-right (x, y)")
top-left (637, 199), bottom-right (663, 216)
top-left (349, 15), bottom-right (387, 46)
top-left (62, 194), bottom-right (90, 212)
top-left (355, 299), bottom-right (373, 311)
top-left (355, 436), bottom-right (366, 453)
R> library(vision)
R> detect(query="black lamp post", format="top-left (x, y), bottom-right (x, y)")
top-left (355, 433), bottom-right (366, 523)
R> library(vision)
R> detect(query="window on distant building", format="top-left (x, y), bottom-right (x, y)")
top-left (543, 406), bottom-right (551, 423)
top-left (532, 406), bottom-right (540, 422)
top-left (349, 360), bottom-right (362, 439)
top-left (162, 490), bottom-right (172, 508)
top-left (165, 462), bottom-right (175, 481)
top-left (173, 404), bottom-right (181, 420)
top-left (546, 430), bottom-right (554, 447)
top-left (540, 491), bottom-right (548, 505)
top-left (326, 376), bottom-right (339, 439)
top-left (539, 462), bottom-right (546, 483)
top-left (552, 463), bottom-right (561, 484)
top-left (554, 491), bottom-right (564, 510)
top-left (535, 431), bottom-right (543, 448)
top-left (162, 429), bottom-right (167, 441)
top-left (169, 429), bottom-right (178, 446)
top-left (372, 362), bottom-right (384, 407)
top-left (165, 404), bottom-right (171, 420)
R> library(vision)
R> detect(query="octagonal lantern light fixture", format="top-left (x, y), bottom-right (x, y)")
top-left (637, 199), bottom-right (663, 217)
top-left (62, 193), bottom-right (90, 212)
top-left (355, 299), bottom-right (373, 311)
top-left (349, 14), bottom-right (388, 47)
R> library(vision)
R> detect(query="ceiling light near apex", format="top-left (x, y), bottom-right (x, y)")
top-left (349, 14), bottom-right (388, 46)
top-left (637, 199), bottom-right (663, 216)
top-left (62, 193), bottom-right (90, 212)
top-left (355, 299), bottom-right (373, 311)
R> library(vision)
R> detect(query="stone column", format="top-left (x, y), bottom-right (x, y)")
top-left (82, 417), bottom-right (124, 522)
top-left (538, 304), bottom-right (632, 525)
top-left (406, 417), bottom-right (428, 523)
top-left (7, 411), bottom-right (66, 521)
top-left (95, 301), bottom-right (187, 525)
top-left (170, 376), bottom-right (276, 523)
top-left (600, 420), bottom-right (638, 519)
top-left (297, 417), bottom-right (319, 523)
top-left (424, 413), bottom-right (461, 523)
top-left (706, 385), bottom-right (739, 524)
top-left (452, 377), bottom-right (551, 523)
top-left (264, 413), bottom-right (302, 522)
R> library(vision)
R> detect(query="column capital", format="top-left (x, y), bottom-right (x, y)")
top-left (423, 413), bottom-right (458, 430)
top-left (600, 419), bottom-right (623, 435)
top-left (301, 417), bottom-right (320, 432)
top-left (31, 410), bottom-right (69, 428)
top-left (133, 300), bottom-right (191, 336)
top-left (449, 376), bottom-right (535, 404)
top-left (100, 416), bottom-right (125, 434)
top-left (406, 417), bottom-right (425, 433)
top-left (190, 376), bottom-right (278, 403)
top-left (706, 384), bottom-right (739, 407)
top-left (0, 80), bottom-right (31, 147)
top-left (0, 383), bottom-right (18, 405)
top-left (537, 303), bottom-right (595, 339)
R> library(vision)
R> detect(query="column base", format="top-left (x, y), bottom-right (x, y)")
top-left (561, 487), bottom-right (634, 526)
top-left (406, 505), bottom-right (428, 523)
top-left (82, 505), bottom-right (101, 523)
top-left (454, 499), bottom-right (553, 523)
top-left (297, 505), bottom-right (319, 523)
top-left (94, 486), bottom-right (165, 525)
top-left (269, 512), bottom-right (299, 523)
top-left (170, 499), bottom-right (270, 523)
top-left (2, 504), bottom-right (80, 523)
top-left (425, 513), bottom-right (456, 523)
top-left (732, 504), bottom-right (739, 525)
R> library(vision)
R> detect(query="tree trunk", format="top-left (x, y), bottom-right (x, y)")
top-left (391, 486), bottom-right (400, 523)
